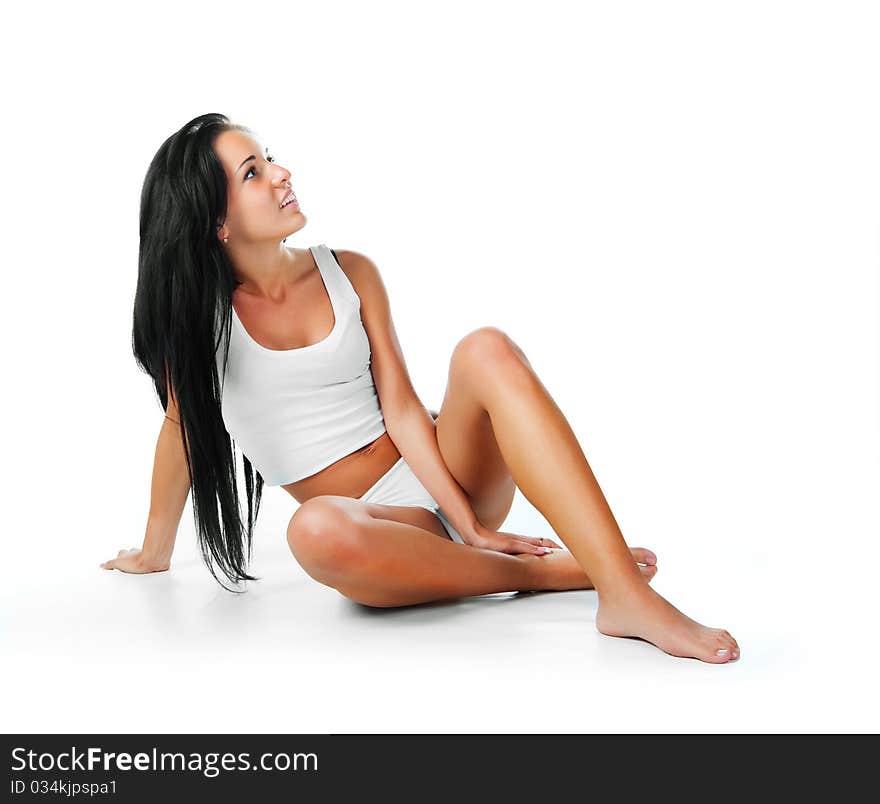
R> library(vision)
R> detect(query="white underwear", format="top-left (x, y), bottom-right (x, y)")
top-left (357, 456), bottom-right (466, 544)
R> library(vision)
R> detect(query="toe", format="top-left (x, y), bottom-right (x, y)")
top-left (713, 648), bottom-right (731, 662)
top-left (632, 548), bottom-right (657, 566)
top-left (720, 630), bottom-right (739, 655)
top-left (705, 633), bottom-right (735, 663)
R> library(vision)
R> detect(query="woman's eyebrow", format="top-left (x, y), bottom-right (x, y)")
top-left (235, 155), bottom-right (256, 174)
top-left (235, 147), bottom-right (269, 175)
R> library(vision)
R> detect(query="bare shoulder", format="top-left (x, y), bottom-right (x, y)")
top-left (327, 249), bottom-right (420, 416)
top-left (329, 249), bottom-right (387, 297)
top-left (331, 248), bottom-right (377, 278)
top-left (330, 248), bottom-right (398, 336)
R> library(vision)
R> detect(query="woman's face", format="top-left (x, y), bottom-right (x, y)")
top-left (213, 129), bottom-right (305, 245)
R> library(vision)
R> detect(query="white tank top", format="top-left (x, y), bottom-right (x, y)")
top-left (217, 244), bottom-right (387, 485)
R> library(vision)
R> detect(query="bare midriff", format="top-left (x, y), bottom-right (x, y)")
top-left (280, 430), bottom-right (402, 504)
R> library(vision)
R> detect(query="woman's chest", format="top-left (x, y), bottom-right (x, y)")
top-left (221, 299), bottom-right (372, 400)
top-left (232, 272), bottom-right (335, 351)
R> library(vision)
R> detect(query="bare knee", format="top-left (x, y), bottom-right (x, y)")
top-left (288, 503), bottom-right (418, 608)
top-left (453, 326), bottom-right (536, 388)
top-left (286, 498), bottom-right (368, 584)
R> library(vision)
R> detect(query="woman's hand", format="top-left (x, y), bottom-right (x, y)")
top-left (100, 548), bottom-right (169, 574)
top-left (460, 524), bottom-right (564, 555)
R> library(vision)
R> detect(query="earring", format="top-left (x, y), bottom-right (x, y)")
top-left (223, 236), bottom-right (229, 243)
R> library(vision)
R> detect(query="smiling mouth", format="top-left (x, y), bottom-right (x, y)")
top-left (280, 189), bottom-right (298, 209)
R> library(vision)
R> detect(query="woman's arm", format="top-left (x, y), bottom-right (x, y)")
top-left (101, 379), bottom-right (191, 574)
top-left (140, 413), bottom-right (191, 569)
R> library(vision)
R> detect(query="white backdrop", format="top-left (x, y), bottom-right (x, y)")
top-left (2, 0), bottom-right (877, 733)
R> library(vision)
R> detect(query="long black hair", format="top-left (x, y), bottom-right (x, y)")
top-left (132, 113), bottom-right (265, 593)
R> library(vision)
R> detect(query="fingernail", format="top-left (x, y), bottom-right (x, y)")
top-left (540, 547), bottom-right (553, 554)
top-left (716, 649), bottom-right (729, 655)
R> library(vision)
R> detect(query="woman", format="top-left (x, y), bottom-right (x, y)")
top-left (102, 113), bottom-right (740, 664)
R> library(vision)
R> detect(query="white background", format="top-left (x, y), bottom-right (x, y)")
top-left (1, 0), bottom-right (877, 733)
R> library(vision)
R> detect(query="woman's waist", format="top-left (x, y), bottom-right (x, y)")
top-left (281, 431), bottom-right (401, 503)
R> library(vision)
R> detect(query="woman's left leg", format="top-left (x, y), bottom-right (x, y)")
top-left (286, 497), bottom-right (658, 607)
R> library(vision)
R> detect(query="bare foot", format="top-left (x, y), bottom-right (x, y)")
top-left (596, 582), bottom-right (741, 664)
top-left (530, 547), bottom-right (657, 592)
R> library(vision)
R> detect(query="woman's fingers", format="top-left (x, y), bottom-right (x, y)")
top-left (495, 531), bottom-right (558, 555)
top-left (471, 528), bottom-right (560, 556)
top-left (512, 535), bottom-right (563, 550)
top-left (101, 548), bottom-right (139, 570)
top-left (501, 529), bottom-right (564, 550)
top-left (497, 537), bottom-right (551, 555)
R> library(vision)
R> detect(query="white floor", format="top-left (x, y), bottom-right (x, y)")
top-left (4, 487), bottom-right (877, 734)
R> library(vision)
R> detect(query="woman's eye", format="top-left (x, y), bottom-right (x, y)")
top-left (245, 154), bottom-right (275, 180)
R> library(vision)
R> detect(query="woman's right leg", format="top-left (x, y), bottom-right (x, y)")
top-left (433, 328), bottom-right (741, 664)
top-left (286, 497), bottom-right (657, 607)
